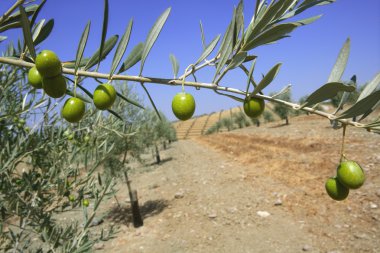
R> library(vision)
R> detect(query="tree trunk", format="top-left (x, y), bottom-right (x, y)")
top-left (285, 116), bottom-right (289, 125)
top-left (155, 144), bottom-right (161, 164)
top-left (124, 171), bottom-right (143, 228)
top-left (130, 190), bottom-right (143, 228)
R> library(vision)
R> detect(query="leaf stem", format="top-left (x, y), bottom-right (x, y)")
top-left (340, 124), bottom-right (347, 162)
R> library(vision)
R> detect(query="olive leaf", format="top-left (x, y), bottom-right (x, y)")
top-left (225, 51), bottom-right (247, 71)
top-left (336, 90), bottom-right (380, 119)
top-left (19, 6), bottom-right (36, 59)
top-left (199, 20), bottom-right (206, 50)
top-left (169, 54), bottom-right (179, 79)
top-left (301, 82), bottom-right (355, 108)
top-left (116, 91), bottom-right (144, 109)
top-left (333, 75), bottom-right (356, 115)
top-left (213, 9), bottom-right (236, 83)
top-left (85, 35), bottom-right (119, 71)
top-left (74, 21), bottom-right (91, 74)
top-left (243, 15), bottom-right (321, 51)
top-left (140, 7), bottom-right (171, 76)
top-left (0, 5), bottom-right (38, 27)
top-left (141, 83), bottom-right (161, 121)
top-left (33, 19), bottom-right (54, 46)
top-left (0, 36), bottom-right (7, 42)
top-left (251, 63), bottom-right (282, 97)
top-left (328, 38), bottom-right (350, 83)
top-left (357, 72), bottom-right (380, 102)
top-left (118, 42), bottom-right (144, 74)
top-left (30, 0), bottom-right (47, 29)
top-left (110, 19), bottom-right (133, 77)
top-left (96, 0), bottom-right (109, 71)
top-left (194, 34), bottom-right (220, 66)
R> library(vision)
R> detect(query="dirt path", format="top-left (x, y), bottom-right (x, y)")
top-left (97, 115), bottom-right (380, 253)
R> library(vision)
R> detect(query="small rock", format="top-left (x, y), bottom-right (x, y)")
top-left (354, 233), bottom-right (369, 240)
top-left (370, 202), bottom-right (378, 209)
top-left (302, 244), bottom-right (312, 251)
top-left (149, 184), bottom-right (159, 189)
top-left (227, 207), bottom-right (238, 213)
top-left (208, 212), bottom-right (217, 219)
top-left (256, 211), bottom-right (271, 218)
top-left (93, 243), bottom-right (105, 250)
top-left (89, 218), bottom-right (104, 227)
top-left (376, 190), bottom-right (380, 198)
top-left (274, 199), bottom-right (282, 206)
top-left (175, 190), bottom-right (184, 199)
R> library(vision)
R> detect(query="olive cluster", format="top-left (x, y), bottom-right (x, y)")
top-left (27, 50), bottom-right (117, 123)
top-left (325, 160), bottom-right (365, 201)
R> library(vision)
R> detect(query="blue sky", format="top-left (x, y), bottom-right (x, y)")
top-left (1, 0), bottom-right (379, 121)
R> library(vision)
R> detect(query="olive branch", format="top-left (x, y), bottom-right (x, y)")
top-left (0, 0), bottom-right (379, 133)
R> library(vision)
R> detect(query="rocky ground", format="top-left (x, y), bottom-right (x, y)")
top-left (77, 114), bottom-right (380, 253)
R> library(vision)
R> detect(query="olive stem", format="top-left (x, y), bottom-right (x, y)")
top-left (340, 124), bottom-right (347, 163)
top-left (0, 0), bottom-right (25, 25)
top-left (0, 56), bottom-right (373, 131)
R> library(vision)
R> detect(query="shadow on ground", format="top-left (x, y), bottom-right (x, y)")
top-left (106, 199), bottom-right (170, 225)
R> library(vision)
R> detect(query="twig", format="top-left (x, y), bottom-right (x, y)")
top-left (0, 0), bottom-right (25, 25)
top-left (0, 56), bottom-right (372, 131)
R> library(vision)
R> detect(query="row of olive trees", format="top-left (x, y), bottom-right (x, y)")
top-left (0, 40), bottom-right (175, 251)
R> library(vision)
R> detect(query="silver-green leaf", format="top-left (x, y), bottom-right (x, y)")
top-left (19, 6), bottom-right (36, 59)
top-left (194, 34), bottom-right (220, 66)
top-left (118, 42), bottom-right (144, 74)
top-left (357, 72), bottom-right (380, 102)
top-left (85, 35), bottom-right (118, 71)
top-left (74, 21), bottom-right (91, 74)
top-left (328, 38), bottom-right (350, 83)
top-left (251, 63), bottom-right (282, 96)
top-left (169, 54), bottom-right (179, 79)
top-left (140, 7), bottom-right (171, 76)
top-left (337, 90), bottom-right (380, 119)
top-left (110, 19), bottom-right (133, 77)
top-left (33, 19), bottom-right (54, 46)
top-left (301, 82), bottom-right (355, 108)
top-left (97, 0), bottom-right (109, 71)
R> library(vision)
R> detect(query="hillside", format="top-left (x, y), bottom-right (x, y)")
top-left (88, 114), bottom-right (380, 253)
top-left (172, 103), bottom-right (281, 139)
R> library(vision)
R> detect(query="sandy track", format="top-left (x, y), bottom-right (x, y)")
top-left (97, 115), bottom-right (380, 253)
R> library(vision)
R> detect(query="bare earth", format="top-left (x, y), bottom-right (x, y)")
top-left (92, 115), bottom-right (380, 253)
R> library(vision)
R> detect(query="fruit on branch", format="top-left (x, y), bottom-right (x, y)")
top-left (83, 199), bottom-right (90, 207)
top-left (243, 97), bottom-right (265, 118)
top-left (67, 133), bottom-right (74, 140)
top-left (337, 160), bottom-right (365, 189)
top-left (68, 195), bottom-right (75, 202)
top-left (172, 92), bottom-right (196, 121)
top-left (93, 83), bottom-right (117, 110)
top-left (27, 66), bottom-right (42, 89)
top-left (61, 97), bottom-right (86, 123)
top-left (42, 74), bottom-right (67, 98)
top-left (325, 177), bottom-right (349, 201)
top-left (35, 50), bottom-right (62, 78)
top-left (83, 135), bottom-right (90, 142)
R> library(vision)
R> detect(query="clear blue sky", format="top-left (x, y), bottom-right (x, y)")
top-left (1, 0), bottom-right (379, 121)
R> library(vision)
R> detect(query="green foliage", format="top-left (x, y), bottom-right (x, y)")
top-left (263, 110), bottom-right (275, 122)
top-left (272, 90), bottom-right (292, 124)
